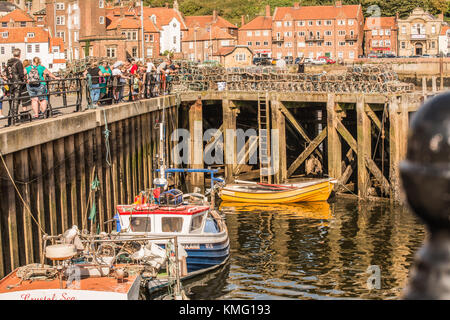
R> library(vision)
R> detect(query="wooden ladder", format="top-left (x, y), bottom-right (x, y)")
top-left (258, 93), bottom-right (272, 184)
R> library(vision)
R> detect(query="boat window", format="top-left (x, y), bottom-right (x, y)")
top-left (190, 214), bottom-right (205, 233)
top-left (161, 217), bottom-right (183, 233)
top-left (203, 215), bottom-right (219, 234)
top-left (130, 217), bottom-right (151, 232)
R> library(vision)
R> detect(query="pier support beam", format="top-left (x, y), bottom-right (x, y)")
top-left (223, 98), bottom-right (238, 184)
top-left (271, 99), bottom-right (287, 184)
top-left (327, 94), bottom-right (342, 180)
top-left (189, 97), bottom-right (204, 192)
top-left (356, 95), bottom-right (371, 199)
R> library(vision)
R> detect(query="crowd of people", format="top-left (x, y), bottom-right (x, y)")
top-left (84, 57), bottom-right (180, 108)
top-left (0, 50), bottom-right (180, 123)
top-left (0, 48), bottom-right (59, 122)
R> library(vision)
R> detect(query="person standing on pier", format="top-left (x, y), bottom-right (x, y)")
top-left (84, 62), bottom-right (104, 108)
top-left (5, 48), bottom-right (25, 124)
top-left (25, 57), bottom-right (59, 118)
top-left (98, 61), bottom-right (112, 105)
top-left (157, 58), bottom-right (171, 95)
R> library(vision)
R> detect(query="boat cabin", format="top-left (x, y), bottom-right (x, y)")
top-left (115, 205), bottom-right (220, 235)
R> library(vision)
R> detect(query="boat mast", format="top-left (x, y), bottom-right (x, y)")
top-left (154, 97), bottom-right (168, 189)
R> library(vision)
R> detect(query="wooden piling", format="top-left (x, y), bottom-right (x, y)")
top-left (356, 95), bottom-right (371, 198)
top-left (327, 94), bottom-right (342, 180)
top-left (75, 133), bottom-right (87, 230)
top-left (222, 98), bottom-right (237, 184)
top-left (271, 98), bottom-right (287, 183)
top-left (189, 98), bottom-right (204, 191)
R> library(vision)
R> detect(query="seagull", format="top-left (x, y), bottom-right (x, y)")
top-left (130, 245), bottom-right (145, 264)
top-left (63, 225), bottom-right (79, 244)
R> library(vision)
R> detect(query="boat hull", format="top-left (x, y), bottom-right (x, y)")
top-left (219, 181), bottom-right (334, 204)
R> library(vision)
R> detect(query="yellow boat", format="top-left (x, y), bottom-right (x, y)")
top-left (218, 179), bottom-right (336, 204)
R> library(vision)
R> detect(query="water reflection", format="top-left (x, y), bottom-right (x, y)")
top-left (185, 198), bottom-right (426, 300)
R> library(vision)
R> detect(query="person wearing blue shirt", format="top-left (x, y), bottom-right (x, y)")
top-left (25, 57), bottom-right (59, 118)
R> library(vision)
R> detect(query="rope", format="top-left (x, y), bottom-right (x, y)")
top-left (0, 150), bottom-right (46, 234)
top-left (103, 109), bottom-right (112, 167)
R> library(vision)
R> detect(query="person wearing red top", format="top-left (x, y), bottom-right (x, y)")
top-left (129, 59), bottom-right (138, 75)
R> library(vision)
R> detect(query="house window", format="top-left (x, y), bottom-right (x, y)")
top-left (431, 25), bottom-right (436, 34)
top-left (339, 41), bottom-right (346, 46)
top-left (385, 40), bottom-right (391, 47)
top-left (308, 21), bottom-right (313, 26)
top-left (35, 44), bottom-right (40, 53)
top-left (99, 0), bottom-right (104, 8)
top-left (27, 44), bottom-right (32, 53)
top-left (325, 41), bottom-right (332, 46)
top-left (325, 20), bottom-right (332, 26)
top-left (2, 32), bottom-right (8, 38)
top-left (189, 42), bottom-right (193, 49)
top-left (337, 20), bottom-right (345, 26)
top-left (263, 41), bottom-right (269, 46)
top-left (20, 22), bottom-right (26, 27)
top-left (56, 31), bottom-right (65, 41)
top-left (106, 47), bottom-right (116, 58)
top-left (56, 16), bottom-right (65, 25)
top-left (372, 29), bottom-right (378, 36)
top-left (247, 31), bottom-right (252, 37)
top-left (348, 19), bottom-right (354, 26)
top-left (325, 31), bottom-right (332, 36)
top-left (99, 16), bottom-right (104, 24)
top-left (56, 2), bottom-right (65, 10)
top-left (263, 30), bottom-right (269, 36)
top-left (297, 21), bottom-right (305, 27)
top-left (146, 48), bottom-right (153, 57)
top-left (221, 40), bottom-right (229, 46)
top-left (255, 31), bottom-right (261, 36)
top-left (338, 30), bottom-right (346, 36)
top-left (27, 32), bottom-right (35, 38)
top-left (1, 22), bottom-right (6, 27)
top-left (372, 40), bottom-right (378, 47)
top-left (379, 29), bottom-right (384, 36)
top-left (0, 47), bottom-right (4, 54)
top-left (298, 31), bottom-right (305, 37)
top-left (173, 36), bottom-right (177, 44)
top-left (349, 51), bottom-right (355, 59)
top-left (247, 41), bottom-right (252, 46)
top-left (132, 47), bottom-right (137, 57)
top-left (276, 21), bottom-right (281, 27)
top-left (74, 31), bottom-right (78, 42)
top-left (385, 29), bottom-right (391, 36)
top-left (401, 42), bottom-right (406, 49)
top-left (316, 20), bottom-right (322, 26)
top-left (379, 40), bottom-right (384, 47)
top-left (235, 53), bottom-right (246, 61)
top-left (401, 25), bottom-right (406, 34)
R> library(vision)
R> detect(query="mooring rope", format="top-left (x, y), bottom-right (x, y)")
top-left (0, 150), bottom-right (46, 234)
top-left (103, 109), bottom-right (112, 167)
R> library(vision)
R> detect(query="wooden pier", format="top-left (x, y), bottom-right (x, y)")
top-left (0, 90), bottom-right (429, 278)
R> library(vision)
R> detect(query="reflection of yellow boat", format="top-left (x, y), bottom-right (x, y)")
top-left (218, 179), bottom-right (335, 204)
top-left (219, 201), bottom-right (332, 220)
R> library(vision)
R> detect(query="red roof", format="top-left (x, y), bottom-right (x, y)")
top-left (0, 9), bottom-right (34, 23)
top-left (240, 16), bottom-right (273, 30)
top-left (0, 27), bottom-right (49, 43)
top-left (107, 16), bottom-right (159, 33)
top-left (53, 59), bottom-right (66, 64)
top-left (364, 17), bottom-right (397, 30)
top-left (50, 37), bottom-right (64, 52)
top-left (213, 46), bottom-right (252, 57)
top-left (106, 6), bottom-right (187, 30)
top-left (273, 4), bottom-right (361, 20)
top-left (182, 25), bottom-right (235, 42)
top-left (184, 15), bottom-right (237, 30)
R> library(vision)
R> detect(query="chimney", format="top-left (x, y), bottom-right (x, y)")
top-left (241, 15), bottom-right (245, 26)
top-left (165, 2), bottom-right (169, 8)
top-left (213, 10), bottom-right (218, 22)
top-left (396, 12), bottom-right (399, 21)
top-left (335, 1), bottom-right (342, 7)
top-left (265, 5), bottom-right (271, 17)
top-left (293, 2), bottom-right (300, 9)
top-left (120, 6), bottom-right (124, 18)
top-left (173, 0), bottom-right (179, 12)
top-left (438, 12), bottom-right (444, 21)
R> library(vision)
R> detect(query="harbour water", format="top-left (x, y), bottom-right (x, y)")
top-left (184, 198), bottom-right (426, 300)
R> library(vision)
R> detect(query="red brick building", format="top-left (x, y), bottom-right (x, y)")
top-left (182, 10), bottom-right (237, 61)
top-left (267, 1), bottom-right (364, 61)
top-left (364, 16), bottom-right (398, 56)
top-left (238, 5), bottom-right (273, 58)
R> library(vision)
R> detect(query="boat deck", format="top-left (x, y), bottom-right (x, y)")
top-left (0, 266), bottom-right (141, 300)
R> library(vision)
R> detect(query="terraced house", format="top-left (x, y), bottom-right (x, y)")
top-left (271, 1), bottom-right (364, 61)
